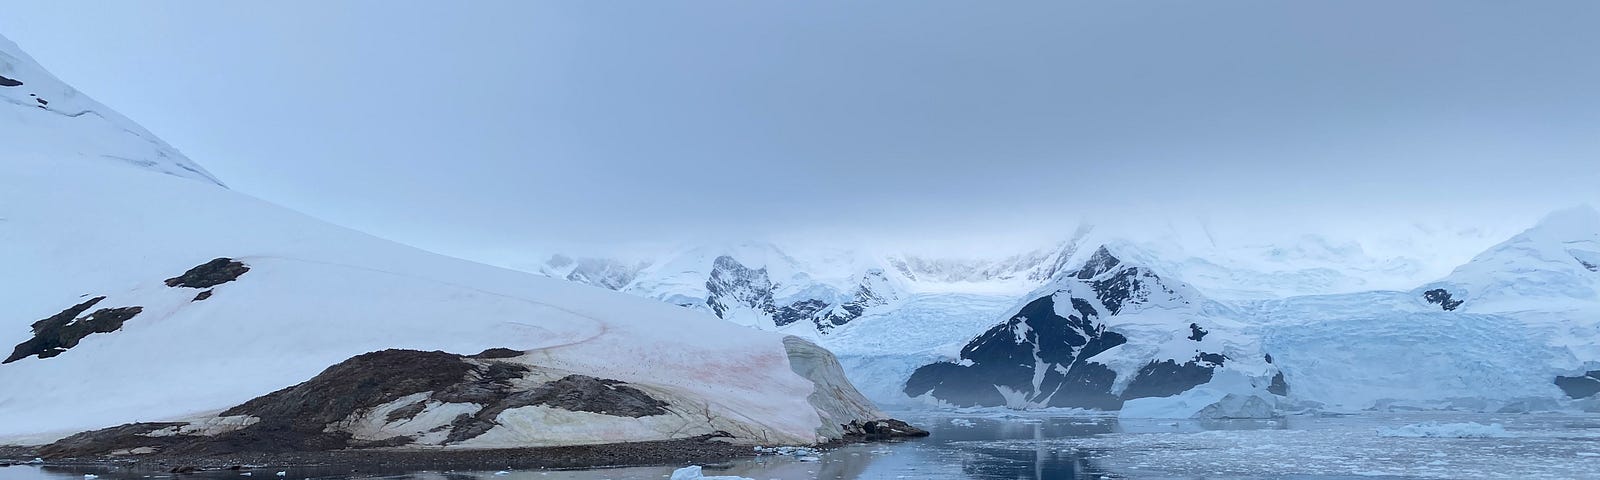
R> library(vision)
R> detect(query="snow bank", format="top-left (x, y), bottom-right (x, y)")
top-left (1376, 422), bottom-right (1512, 438)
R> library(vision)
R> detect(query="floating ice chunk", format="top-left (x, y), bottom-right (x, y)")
top-left (1376, 422), bottom-right (1512, 438)
top-left (753, 445), bottom-right (820, 457)
top-left (1120, 373), bottom-right (1279, 419)
top-left (669, 465), bottom-right (755, 480)
top-left (950, 418), bottom-right (975, 427)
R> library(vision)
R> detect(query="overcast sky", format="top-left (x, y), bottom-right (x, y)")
top-left (4, 1), bottom-right (1598, 260)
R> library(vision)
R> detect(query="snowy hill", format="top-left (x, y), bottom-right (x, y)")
top-left (1243, 207), bottom-right (1600, 411)
top-left (0, 33), bottom-right (891, 448)
top-left (1416, 205), bottom-right (1600, 313)
top-left (0, 34), bottom-right (221, 186)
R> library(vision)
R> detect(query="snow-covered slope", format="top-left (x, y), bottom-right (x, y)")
top-left (0, 34), bottom-right (221, 186)
top-left (0, 34), bottom-right (886, 446)
top-left (1416, 206), bottom-right (1600, 313)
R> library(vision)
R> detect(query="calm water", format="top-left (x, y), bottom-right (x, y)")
top-left (9, 411), bottom-right (1600, 479)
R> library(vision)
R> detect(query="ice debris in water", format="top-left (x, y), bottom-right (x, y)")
top-left (951, 418), bottom-right (976, 427)
top-left (1376, 421), bottom-right (1512, 438)
top-left (754, 445), bottom-right (821, 456)
top-left (669, 465), bottom-right (755, 480)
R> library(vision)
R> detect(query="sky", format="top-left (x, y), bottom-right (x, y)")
top-left (3, 1), bottom-right (1598, 262)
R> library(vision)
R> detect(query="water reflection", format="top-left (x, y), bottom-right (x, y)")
top-left (3, 413), bottom-right (1284, 480)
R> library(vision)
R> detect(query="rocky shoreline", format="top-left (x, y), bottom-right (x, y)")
top-left (1, 420), bottom-right (927, 475)
top-left (4, 436), bottom-right (758, 475)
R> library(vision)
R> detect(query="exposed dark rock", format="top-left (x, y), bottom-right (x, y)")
top-left (774, 299), bottom-right (828, 327)
top-left (1422, 288), bottom-right (1463, 311)
top-left (704, 256), bottom-right (775, 319)
top-left (165, 258), bottom-right (250, 288)
top-left (514, 375), bottom-right (669, 417)
top-left (0, 75), bottom-right (21, 87)
top-left (1264, 353), bottom-right (1274, 364)
top-left (904, 294), bottom-right (1126, 409)
top-left (34, 97), bottom-right (47, 106)
top-left (38, 422), bottom-right (190, 458)
top-left (1555, 371), bottom-right (1600, 399)
top-left (384, 400), bottom-right (428, 423)
top-left (470, 347), bottom-right (524, 359)
top-left (1120, 358), bottom-right (1216, 400)
top-left (349, 435), bottom-right (415, 449)
top-left (444, 414), bottom-right (496, 445)
top-left (41, 348), bottom-right (673, 456)
top-left (203, 349), bottom-right (477, 453)
top-left (840, 419), bottom-right (929, 441)
top-left (814, 269), bottom-right (896, 331)
top-left (6, 297), bottom-right (143, 364)
top-left (905, 247), bottom-right (1241, 410)
top-left (1268, 371), bottom-right (1290, 396)
top-left (192, 290), bottom-right (213, 302)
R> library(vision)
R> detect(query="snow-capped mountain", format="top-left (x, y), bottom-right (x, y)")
top-left (0, 33), bottom-right (892, 448)
top-left (530, 238), bottom-right (1088, 335)
top-left (904, 246), bottom-right (1283, 417)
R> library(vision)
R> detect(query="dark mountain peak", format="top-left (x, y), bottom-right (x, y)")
top-left (1075, 246), bottom-right (1124, 280)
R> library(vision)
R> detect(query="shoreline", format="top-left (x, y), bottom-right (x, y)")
top-left (0, 436), bottom-right (770, 474)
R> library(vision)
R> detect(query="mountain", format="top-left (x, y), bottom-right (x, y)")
top-left (0, 33), bottom-right (897, 449)
top-left (903, 246), bottom-right (1283, 417)
top-left (530, 237), bottom-right (1089, 335)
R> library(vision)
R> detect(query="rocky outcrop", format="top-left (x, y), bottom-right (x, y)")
top-left (6, 258), bottom-right (254, 364)
top-left (5, 297), bottom-right (142, 364)
top-left (164, 258), bottom-right (250, 288)
top-left (705, 255), bottom-right (777, 319)
top-left (1556, 371), bottom-right (1600, 399)
top-left (35, 348), bottom-right (687, 456)
top-left (40, 343), bottom-right (920, 457)
top-left (1422, 288), bottom-right (1463, 311)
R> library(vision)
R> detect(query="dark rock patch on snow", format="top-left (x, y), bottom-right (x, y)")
top-left (192, 290), bottom-right (213, 302)
top-left (517, 375), bottom-right (670, 417)
top-left (470, 347), bottom-right (524, 359)
top-left (1269, 372), bottom-right (1289, 396)
top-left (774, 299), bottom-right (828, 327)
top-left (446, 374), bottom-right (668, 443)
top-left (1188, 323), bottom-right (1208, 341)
top-left (1422, 288), bottom-right (1463, 311)
top-left (0, 75), bottom-right (21, 87)
top-left (840, 419), bottom-right (929, 441)
top-left (165, 258), bottom-right (250, 288)
top-left (1120, 358), bottom-right (1216, 400)
top-left (1555, 371), bottom-right (1600, 399)
top-left (5, 297), bottom-right (143, 364)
